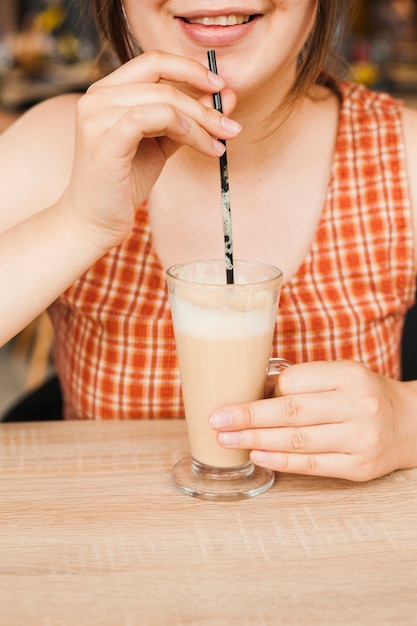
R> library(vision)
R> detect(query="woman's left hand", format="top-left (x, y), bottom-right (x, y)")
top-left (208, 360), bottom-right (417, 481)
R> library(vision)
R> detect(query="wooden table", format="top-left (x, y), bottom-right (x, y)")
top-left (1, 419), bottom-right (417, 625)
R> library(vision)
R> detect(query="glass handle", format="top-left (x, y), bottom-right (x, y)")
top-left (265, 357), bottom-right (293, 398)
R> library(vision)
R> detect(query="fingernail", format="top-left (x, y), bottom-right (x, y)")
top-left (220, 117), bottom-right (242, 134)
top-left (251, 450), bottom-right (270, 464)
top-left (212, 138), bottom-right (226, 155)
top-left (208, 71), bottom-right (225, 88)
top-left (209, 409), bottom-right (232, 429)
top-left (218, 432), bottom-right (240, 445)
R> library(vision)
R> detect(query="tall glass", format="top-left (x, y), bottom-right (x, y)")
top-left (167, 259), bottom-right (288, 501)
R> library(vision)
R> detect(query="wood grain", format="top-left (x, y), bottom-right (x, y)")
top-left (1, 420), bottom-right (416, 625)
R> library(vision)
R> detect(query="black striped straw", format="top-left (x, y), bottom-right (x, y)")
top-left (207, 49), bottom-right (234, 285)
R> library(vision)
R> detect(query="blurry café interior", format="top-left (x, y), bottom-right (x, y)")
top-left (1, 0), bottom-right (417, 419)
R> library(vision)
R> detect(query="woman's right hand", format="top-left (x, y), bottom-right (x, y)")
top-left (60, 50), bottom-right (241, 252)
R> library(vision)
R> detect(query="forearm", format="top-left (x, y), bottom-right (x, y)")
top-left (0, 203), bottom-right (109, 346)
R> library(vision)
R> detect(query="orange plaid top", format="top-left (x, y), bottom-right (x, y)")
top-left (49, 81), bottom-right (416, 420)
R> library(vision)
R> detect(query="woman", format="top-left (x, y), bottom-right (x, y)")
top-left (0, 0), bottom-right (416, 481)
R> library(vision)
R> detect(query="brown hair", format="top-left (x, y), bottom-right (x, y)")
top-left (92, 0), bottom-right (351, 101)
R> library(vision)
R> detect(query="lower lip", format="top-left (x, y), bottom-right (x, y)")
top-left (177, 18), bottom-right (258, 46)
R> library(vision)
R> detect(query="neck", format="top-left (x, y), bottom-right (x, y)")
top-left (182, 84), bottom-right (329, 175)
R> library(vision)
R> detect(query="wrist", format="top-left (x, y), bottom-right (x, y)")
top-left (54, 193), bottom-right (132, 259)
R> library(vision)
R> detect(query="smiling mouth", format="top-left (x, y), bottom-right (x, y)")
top-left (182, 15), bottom-right (255, 26)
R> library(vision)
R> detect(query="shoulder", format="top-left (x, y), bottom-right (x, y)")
top-left (335, 80), bottom-right (404, 122)
top-left (330, 80), bottom-right (417, 269)
top-left (402, 105), bottom-right (417, 148)
top-left (0, 93), bottom-right (81, 228)
top-left (334, 81), bottom-right (411, 162)
top-left (2, 92), bottom-right (80, 147)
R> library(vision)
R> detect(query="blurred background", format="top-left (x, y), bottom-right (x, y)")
top-left (1, 0), bottom-right (417, 417)
top-left (0, 0), bottom-right (101, 120)
top-left (1, 0), bottom-right (417, 118)
top-left (346, 0), bottom-right (417, 103)
top-left (0, 0), bottom-right (103, 414)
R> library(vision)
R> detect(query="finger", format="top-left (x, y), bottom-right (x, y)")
top-left (277, 359), bottom-right (367, 396)
top-left (209, 390), bottom-right (346, 431)
top-left (249, 450), bottom-right (365, 481)
top-left (77, 101), bottom-right (229, 167)
top-left (79, 85), bottom-right (241, 144)
top-left (85, 81), bottom-right (221, 113)
top-left (110, 104), bottom-right (229, 159)
top-left (217, 423), bottom-right (352, 454)
top-left (95, 50), bottom-right (226, 95)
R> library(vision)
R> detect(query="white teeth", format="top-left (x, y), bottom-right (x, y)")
top-left (188, 15), bottom-right (250, 26)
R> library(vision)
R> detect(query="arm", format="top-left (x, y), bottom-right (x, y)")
top-left (0, 51), bottom-right (241, 346)
top-left (209, 360), bottom-right (417, 481)
top-left (209, 104), bottom-right (417, 482)
top-left (0, 95), bottom-right (94, 343)
top-left (0, 200), bottom-right (110, 345)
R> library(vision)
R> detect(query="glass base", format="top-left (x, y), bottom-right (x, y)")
top-left (171, 456), bottom-right (275, 501)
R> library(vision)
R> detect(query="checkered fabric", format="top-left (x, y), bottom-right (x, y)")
top-left (49, 81), bottom-right (416, 419)
top-left (276, 82), bottom-right (415, 373)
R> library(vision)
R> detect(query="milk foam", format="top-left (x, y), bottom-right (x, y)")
top-left (172, 295), bottom-right (274, 339)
